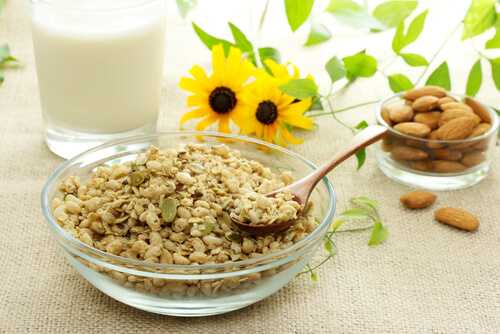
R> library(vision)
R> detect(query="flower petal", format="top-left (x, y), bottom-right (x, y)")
top-left (281, 126), bottom-right (304, 145)
top-left (218, 116), bottom-right (231, 133)
top-left (187, 94), bottom-right (208, 107)
top-left (180, 77), bottom-right (205, 94)
top-left (195, 114), bottom-right (218, 131)
top-left (280, 113), bottom-right (314, 130)
top-left (180, 108), bottom-right (208, 126)
top-left (212, 44), bottom-right (226, 77)
top-left (264, 59), bottom-right (289, 79)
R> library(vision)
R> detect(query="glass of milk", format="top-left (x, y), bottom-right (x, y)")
top-left (31, 0), bottom-right (166, 159)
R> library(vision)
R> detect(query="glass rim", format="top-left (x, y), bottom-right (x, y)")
top-left (41, 130), bottom-right (336, 273)
top-left (375, 92), bottom-right (500, 144)
top-left (31, 0), bottom-right (164, 12)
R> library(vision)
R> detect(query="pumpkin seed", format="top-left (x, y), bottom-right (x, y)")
top-left (160, 198), bottom-right (177, 223)
top-left (199, 222), bottom-right (215, 236)
top-left (129, 171), bottom-right (146, 186)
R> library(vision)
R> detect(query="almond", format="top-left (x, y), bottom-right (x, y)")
top-left (381, 138), bottom-right (393, 152)
top-left (394, 122), bottom-right (431, 138)
top-left (469, 123), bottom-right (491, 138)
top-left (474, 139), bottom-right (489, 151)
top-left (414, 111), bottom-right (441, 130)
top-left (388, 104), bottom-right (414, 123)
top-left (464, 97), bottom-right (492, 123)
top-left (440, 102), bottom-right (473, 113)
top-left (435, 117), bottom-right (477, 140)
top-left (412, 96), bottom-right (440, 112)
top-left (426, 130), bottom-right (445, 149)
top-left (381, 106), bottom-right (392, 126)
top-left (408, 160), bottom-right (433, 172)
top-left (461, 151), bottom-right (486, 167)
top-left (438, 109), bottom-right (479, 126)
top-left (432, 160), bottom-right (467, 173)
top-left (434, 207), bottom-right (479, 231)
top-left (431, 149), bottom-right (462, 161)
top-left (405, 138), bottom-right (426, 149)
top-left (391, 146), bottom-right (428, 161)
top-left (400, 190), bottom-right (436, 209)
top-left (403, 86), bottom-right (447, 101)
top-left (437, 96), bottom-right (456, 106)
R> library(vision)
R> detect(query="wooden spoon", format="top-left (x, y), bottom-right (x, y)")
top-left (232, 125), bottom-right (387, 236)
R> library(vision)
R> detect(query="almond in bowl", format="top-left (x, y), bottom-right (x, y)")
top-left (375, 86), bottom-right (499, 190)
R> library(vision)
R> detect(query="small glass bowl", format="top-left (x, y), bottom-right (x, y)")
top-left (375, 93), bottom-right (499, 190)
top-left (41, 131), bottom-right (336, 316)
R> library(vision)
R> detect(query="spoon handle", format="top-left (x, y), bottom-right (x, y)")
top-left (289, 125), bottom-right (387, 202)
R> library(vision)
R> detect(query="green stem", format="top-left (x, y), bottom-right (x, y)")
top-left (381, 55), bottom-right (398, 74)
top-left (258, 0), bottom-right (270, 33)
top-left (298, 255), bottom-right (335, 277)
top-left (308, 99), bottom-right (380, 117)
top-left (471, 38), bottom-right (489, 60)
top-left (325, 97), bottom-right (356, 133)
top-left (415, 22), bottom-right (462, 86)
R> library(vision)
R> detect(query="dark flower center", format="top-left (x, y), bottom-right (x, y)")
top-left (256, 100), bottom-right (278, 125)
top-left (209, 86), bottom-right (237, 114)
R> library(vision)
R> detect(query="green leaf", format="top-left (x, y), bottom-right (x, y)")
top-left (351, 196), bottom-right (379, 212)
top-left (400, 53), bottom-right (428, 67)
top-left (354, 120), bottom-right (369, 168)
top-left (176, 0), bottom-right (197, 18)
top-left (355, 120), bottom-right (369, 130)
top-left (258, 47), bottom-right (281, 73)
top-left (309, 96), bottom-right (323, 110)
top-left (466, 59), bottom-right (482, 96)
top-left (228, 22), bottom-right (256, 65)
top-left (279, 79), bottom-right (318, 99)
top-left (372, 0), bottom-right (417, 29)
top-left (392, 9), bottom-right (428, 54)
top-left (392, 22), bottom-right (406, 54)
top-left (325, 56), bottom-right (346, 83)
top-left (331, 219), bottom-right (345, 232)
top-left (0, 71), bottom-right (4, 86)
top-left (355, 148), bottom-right (366, 170)
top-left (486, 19), bottom-right (500, 48)
top-left (327, 0), bottom-right (363, 12)
top-left (326, 0), bottom-right (386, 30)
top-left (0, 44), bottom-right (17, 65)
top-left (192, 22), bottom-right (233, 56)
top-left (309, 270), bottom-right (318, 282)
top-left (324, 238), bottom-right (335, 255)
top-left (489, 57), bottom-right (500, 90)
top-left (368, 222), bottom-right (388, 246)
top-left (425, 61), bottom-right (451, 90)
top-left (304, 23), bottom-right (332, 46)
top-left (404, 9), bottom-right (428, 45)
top-left (343, 51), bottom-right (378, 81)
top-left (462, 0), bottom-right (496, 40)
top-left (388, 73), bottom-right (414, 93)
top-left (339, 207), bottom-right (372, 220)
top-left (285, 0), bottom-right (315, 32)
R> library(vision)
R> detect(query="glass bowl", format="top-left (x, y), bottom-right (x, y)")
top-left (41, 131), bottom-right (336, 316)
top-left (375, 93), bottom-right (499, 190)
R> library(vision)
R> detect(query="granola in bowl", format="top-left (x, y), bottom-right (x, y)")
top-left (52, 144), bottom-right (316, 267)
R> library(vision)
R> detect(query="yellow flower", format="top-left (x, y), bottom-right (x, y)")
top-left (179, 44), bottom-right (255, 133)
top-left (240, 69), bottom-right (314, 146)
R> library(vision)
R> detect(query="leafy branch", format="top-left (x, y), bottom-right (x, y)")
top-left (299, 196), bottom-right (388, 281)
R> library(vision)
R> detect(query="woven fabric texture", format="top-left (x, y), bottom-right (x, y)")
top-left (1, 1), bottom-right (499, 333)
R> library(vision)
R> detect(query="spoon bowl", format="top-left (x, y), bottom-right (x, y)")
top-left (232, 125), bottom-right (388, 235)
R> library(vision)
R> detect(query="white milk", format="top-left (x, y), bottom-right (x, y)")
top-left (31, 1), bottom-right (166, 134)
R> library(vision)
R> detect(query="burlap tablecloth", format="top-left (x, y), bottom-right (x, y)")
top-left (1, 1), bottom-right (500, 333)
